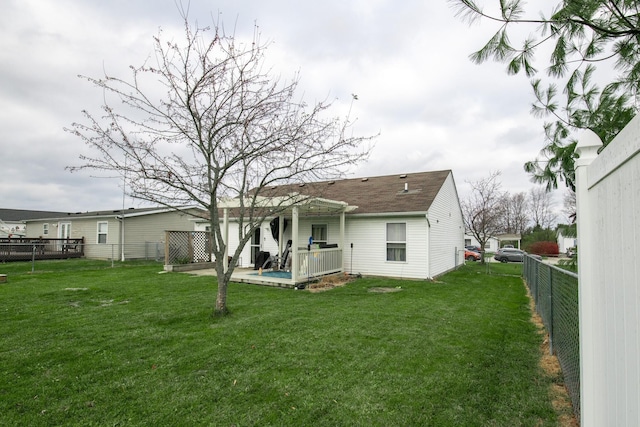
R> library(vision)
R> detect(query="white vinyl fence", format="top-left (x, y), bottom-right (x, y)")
top-left (575, 114), bottom-right (640, 427)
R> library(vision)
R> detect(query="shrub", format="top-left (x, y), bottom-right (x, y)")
top-left (527, 241), bottom-right (559, 256)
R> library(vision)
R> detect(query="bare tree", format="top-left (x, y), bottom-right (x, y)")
top-left (462, 171), bottom-right (505, 263)
top-left (528, 187), bottom-right (557, 229)
top-left (562, 189), bottom-right (576, 224)
top-left (65, 15), bottom-right (374, 316)
top-left (498, 192), bottom-right (529, 235)
top-left (557, 189), bottom-right (577, 240)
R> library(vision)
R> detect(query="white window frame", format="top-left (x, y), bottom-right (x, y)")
top-left (43, 223), bottom-right (49, 236)
top-left (97, 221), bottom-right (108, 244)
top-left (311, 224), bottom-right (328, 245)
top-left (386, 223), bottom-right (406, 262)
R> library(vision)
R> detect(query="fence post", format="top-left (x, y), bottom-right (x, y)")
top-left (164, 231), bottom-right (170, 266)
top-left (575, 128), bottom-right (603, 427)
top-left (548, 265), bottom-right (553, 356)
top-left (31, 244), bottom-right (36, 273)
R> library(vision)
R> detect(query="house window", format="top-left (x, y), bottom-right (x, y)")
top-left (312, 224), bottom-right (328, 245)
top-left (97, 221), bottom-right (108, 244)
top-left (386, 223), bottom-right (406, 262)
top-left (43, 224), bottom-right (49, 235)
top-left (484, 241), bottom-right (491, 250)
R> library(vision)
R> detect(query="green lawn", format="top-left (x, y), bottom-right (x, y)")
top-left (0, 260), bottom-right (562, 426)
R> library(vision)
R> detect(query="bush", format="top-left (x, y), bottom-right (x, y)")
top-left (527, 241), bottom-right (559, 256)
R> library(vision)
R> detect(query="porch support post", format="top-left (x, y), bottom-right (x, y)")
top-left (340, 209), bottom-right (345, 270)
top-left (291, 206), bottom-right (299, 284)
top-left (278, 215), bottom-right (284, 258)
top-left (223, 208), bottom-right (229, 274)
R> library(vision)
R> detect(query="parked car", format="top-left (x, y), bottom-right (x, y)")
top-left (465, 249), bottom-right (481, 261)
top-left (465, 245), bottom-right (482, 253)
top-left (494, 248), bottom-right (525, 263)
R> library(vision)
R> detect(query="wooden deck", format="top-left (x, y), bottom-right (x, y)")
top-left (0, 238), bottom-right (84, 262)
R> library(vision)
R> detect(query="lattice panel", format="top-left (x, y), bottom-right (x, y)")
top-left (165, 231), bottom-right (212, 264)
top-left (191, 232), bottom-right (212, 263)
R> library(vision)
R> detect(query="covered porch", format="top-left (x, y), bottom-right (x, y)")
top-left (219, 195), bottom-right (354, 287)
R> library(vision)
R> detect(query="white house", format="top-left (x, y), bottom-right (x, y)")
top-left (206, 170), bottom-right (465, 281)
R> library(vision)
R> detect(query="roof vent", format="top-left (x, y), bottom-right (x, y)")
top-left (400, 174), bottom-right (407, 179)
top-left (328, 181), bottom-right (335, 185)
top-left (361, 178), bottom-right (369, 182)
top-left (299, 183), bottom-right (305, 187)
top-left (404, 183), bottom-right (409, 192)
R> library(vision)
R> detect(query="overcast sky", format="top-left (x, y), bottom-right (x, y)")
top-left (1, 0), bottom-right (572, 221)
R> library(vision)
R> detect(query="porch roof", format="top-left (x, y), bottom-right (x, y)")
top-left (218, 193), bottom-right (357, 216)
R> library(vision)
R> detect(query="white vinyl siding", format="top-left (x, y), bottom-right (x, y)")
top-left (344, 216), bottom-right (429, 279)
top-left (426, 172), bottom-right (465, 276)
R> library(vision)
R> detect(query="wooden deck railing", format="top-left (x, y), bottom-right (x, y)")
top-left (0, 237), bottom-right (85, 261)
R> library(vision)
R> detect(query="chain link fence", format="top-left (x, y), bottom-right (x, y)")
top-left (523, 255), bottom-right (580, 423)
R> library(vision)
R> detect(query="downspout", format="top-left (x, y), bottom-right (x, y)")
top-left (223, 208), bottom-right (229, 274)
top-left (120, 213), bottom-right (125, 262)
top-left (291, 206), bottom-right (299, 284)
top-left (340, 209), bottom-right (345, 273)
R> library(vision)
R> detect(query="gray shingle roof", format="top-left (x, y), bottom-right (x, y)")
top-left (16, 207), bottom-right (174, 222)
top-left (0, 209), bottom-right (69, 222)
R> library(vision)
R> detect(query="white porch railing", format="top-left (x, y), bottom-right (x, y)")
top-left (295, 247), bottom-right (343, 280)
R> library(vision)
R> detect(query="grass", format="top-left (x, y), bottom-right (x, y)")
top-left (0, 260), bottom-right (562, 426)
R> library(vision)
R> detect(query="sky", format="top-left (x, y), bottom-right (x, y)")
top-left (0, 0), bottom-right (572, 221)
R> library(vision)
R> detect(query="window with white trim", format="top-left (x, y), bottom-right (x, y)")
top-left (43, 223), bottom-right (49, 236)
top-left (386, 223), bottom-right (406, 262)
top-left (311, 224), bottom-right (328, 245)
top-left (97, 221), bottom-right (108, 244)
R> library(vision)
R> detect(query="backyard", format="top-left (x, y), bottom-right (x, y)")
top-left (0, 260), bottom-right (572, 426)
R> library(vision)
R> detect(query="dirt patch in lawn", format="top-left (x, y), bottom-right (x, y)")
top-left (307, 274), bottom-right (353, 293)
top-left (367, 287), bottom-right (402, 293)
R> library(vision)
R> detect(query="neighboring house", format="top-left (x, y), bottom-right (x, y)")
top-left (557, 230), bottom-right (576, 254)
top-left (205, 170), bottom-right (465, 280)
top-left (25, 207), bottom-right (203, 260)
top-left (464, 233), bottom-right (521, 251)
top-left (0, 208), bottom-right (68, 237)
top-left (465, 234), bottom-right (499, 252)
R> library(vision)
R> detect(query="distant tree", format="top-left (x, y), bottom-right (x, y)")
top-left (462, 171), bottom-right (505, 263)
top-left (66, 15), bottom-right (374, 316)
top-left (563, 189), bottom-right (576, 222)
top-left (452, 0), bottom-right (638, 190)
top-left (557, 188), bottom-right (577, 239)
top-left (498, 191), bottom-right (529, 234)
top-left (528, 187), bottom-right (557, 229)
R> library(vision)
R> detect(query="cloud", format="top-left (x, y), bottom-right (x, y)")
top-left (0, 0), bottom-right (570, 214)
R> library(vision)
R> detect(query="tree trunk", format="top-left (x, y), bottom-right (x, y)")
top-left (214, 277), bottom-right (229, 317)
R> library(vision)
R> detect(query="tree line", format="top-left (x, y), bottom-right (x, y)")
top-left (462, 171), bottom-right (570, 257)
